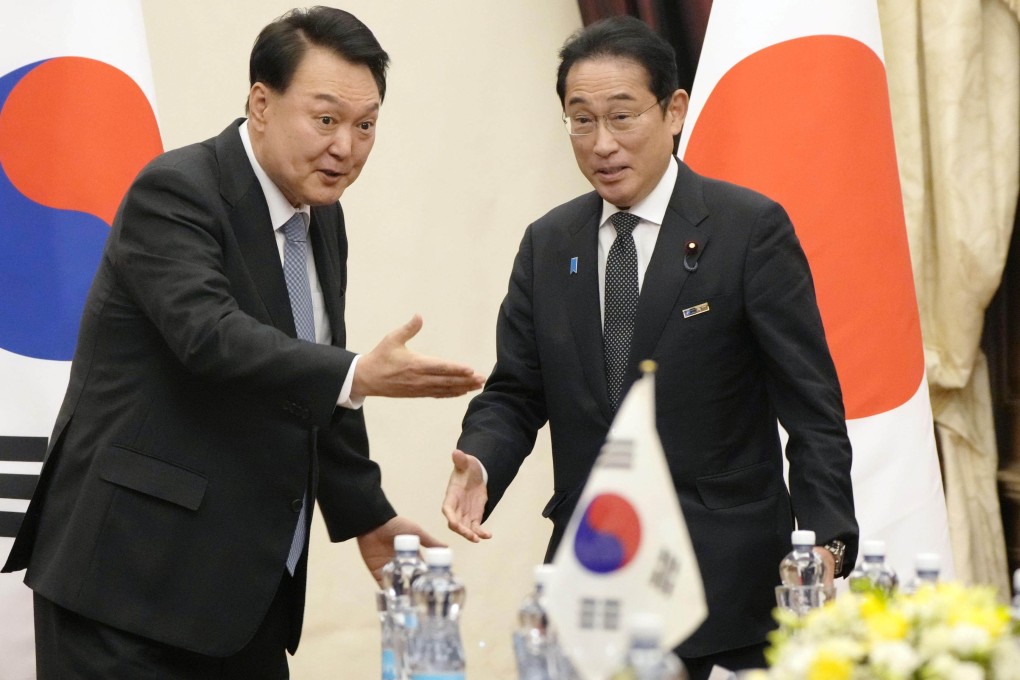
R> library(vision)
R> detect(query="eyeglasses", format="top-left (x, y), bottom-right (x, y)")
top-left (562, 98), bottom-right (667, 136)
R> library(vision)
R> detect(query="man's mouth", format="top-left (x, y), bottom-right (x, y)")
top-left (595, 165), bottom-right (628, 179)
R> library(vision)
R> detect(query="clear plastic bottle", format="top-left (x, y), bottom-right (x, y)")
top-left (409, 547), bottom-right (466, 680)
top-left (378, 589), bottom-right (399, 680)
top-left (848, 539), bottom-right (898, 594)
top-left (778, 530), bottom-right (826, 586)
top-left (512, 564), bottom-right (581, 680)
top-left (513, 564), bottom-right (554, 680)
top-left (902, 552), bottom-right (940, 594)
top-left (381, 535), bottom-right (428, 680)
top-left (610, 614), bottom-right (686, 680)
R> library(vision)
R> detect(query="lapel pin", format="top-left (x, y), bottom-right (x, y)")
top-left (570, 256), bottom-right (578, 274)
top-left (683, 302), bottom-right (710, 318)
top-left (684, 240), bottom-right (701, 272)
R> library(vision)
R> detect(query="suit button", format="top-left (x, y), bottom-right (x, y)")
top-left (290, 498), bottom-right (303, 513)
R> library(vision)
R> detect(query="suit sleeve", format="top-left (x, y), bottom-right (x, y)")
top-left (744, 201), bottom-right (859, 576)
top-left (314, 202), bottom-right (396, 540)
top-left (458, 225), bottom-right (549, 517)
top-left (112, 161), bottom-right (352, 427)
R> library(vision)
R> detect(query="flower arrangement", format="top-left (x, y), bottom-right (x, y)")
top-left (756, 583), bottom-right (1020, 680)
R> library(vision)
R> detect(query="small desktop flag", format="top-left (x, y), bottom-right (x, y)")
top-left (545, 363), bottom-right (706, 679)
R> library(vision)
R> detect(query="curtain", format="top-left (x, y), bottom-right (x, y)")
top-left (878, 0), bottom-right (1020, 595)
top-left (573, 0), bottom-right (713, 91)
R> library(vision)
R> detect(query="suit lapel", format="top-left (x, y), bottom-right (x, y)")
top-left (563, 194), bottom-right (613, 422)
top-left (626, 162), bottom-right (710, 390)
top-left (216, 119), bottom-right (296, 337)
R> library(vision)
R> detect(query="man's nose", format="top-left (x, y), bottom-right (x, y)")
top-left (328, 127), bottom-right (352, 157)
top-left (592, 120), bottom-right (619, 155)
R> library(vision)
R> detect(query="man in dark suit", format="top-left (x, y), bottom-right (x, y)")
top-left (2, 7), bottom-right (483, 679)
top-left (442, 16), bottom-right (858, 679)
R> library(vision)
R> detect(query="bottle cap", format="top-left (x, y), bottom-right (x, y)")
top-left (861, 539), bottom-right (886, 557)
top-left (424, 547), bottom-right (453, 567)
top-left (915, 552), bottom-right (940, 571)
top-left (394, 534), bottom-right (420, 552)
top-left (534, 564), bottom-right (556, 588)
top-left (791, 529), bottom-right (816, 547)
top-left (628, 613), bottom-right (664, 642)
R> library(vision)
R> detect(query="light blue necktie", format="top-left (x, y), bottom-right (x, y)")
top-left (281, 212), bottom-right (313, 574)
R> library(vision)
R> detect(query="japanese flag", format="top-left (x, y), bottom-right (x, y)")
top-left (677, 0), bottom-right (953, 580)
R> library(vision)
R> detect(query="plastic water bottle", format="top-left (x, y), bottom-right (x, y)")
top-left (902, 552), bottom-right (940, 594)
top-left (848, 539), bottom-right (898, 594)
top-left (610, 614), bottom-right (686, 680)
top-left (512, 564), bottom-right (581, 680)
top-left (409, 547), bottom-right (466, 680)
top-left (777, 529), bottom-right (826, 613)
top-left (378, 590), bottom-right (400, 680)
top-left (513, 565), bottom-right (554, 680)
top-left (381, 535), bottom-right (428, 679)
top-left (778, 530), bottom-right (826, 586)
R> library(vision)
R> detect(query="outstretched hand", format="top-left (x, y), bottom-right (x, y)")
top-left (442, 450), bottom-right (492, 543)
top-left (357, 516), bottom-right (445, 585)
top-left (352, 314), bottom-right (485, 400)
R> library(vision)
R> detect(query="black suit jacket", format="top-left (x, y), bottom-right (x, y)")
top-left (458, 160), bottom-right (858, 657)
top-left (3, 120), bottom-right (396, 656)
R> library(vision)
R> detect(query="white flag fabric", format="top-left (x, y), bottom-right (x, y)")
top-left (0, 2), bottom-right (161, 677)
top-left (545, 370), bottom-right (706, 680)
top-left (676, 0), bottom-right (953, 581)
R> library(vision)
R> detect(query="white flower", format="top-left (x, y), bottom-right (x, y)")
top-left (925, 653), bottom-right (985, 680)
top-left (949, 624), bottom-right (993, 657)
top-left (990, 638), bottom-right (1020, 680)
top-left (868, 641), bottom-right (919, 677)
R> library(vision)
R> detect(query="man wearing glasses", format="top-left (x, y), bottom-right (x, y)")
top-left (442, 15), bottom-right (858, 679)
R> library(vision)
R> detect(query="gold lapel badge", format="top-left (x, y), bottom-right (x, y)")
top-left (682, 302), bottom-right (710, 319)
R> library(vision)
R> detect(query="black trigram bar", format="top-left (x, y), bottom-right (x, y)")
top-left (0, 436), bottom-right (47, 537)
top-left (0, 436), bottom-right (47, 462)
top-left (0, 511), bottom-right (25, 538)
top-left (0, 475), bottom-right (37, 500)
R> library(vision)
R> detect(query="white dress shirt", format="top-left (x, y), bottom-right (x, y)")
top-left (597, 156), bottom-right (678, 325)
top-left (239, 122), bottom-right (360, 409)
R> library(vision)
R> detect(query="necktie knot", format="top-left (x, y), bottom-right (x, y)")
top-left (611, 211), bottom-right (640, 237)
top-left (281, 213), bottom-right (307, 243)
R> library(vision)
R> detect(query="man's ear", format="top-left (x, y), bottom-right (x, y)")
top-left (668, 89), bottom-right (690, 137)
top-left (248, 83), bottom-right (269, 129)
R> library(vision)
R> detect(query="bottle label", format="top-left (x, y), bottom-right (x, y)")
top-left (381, 649), bottom-right (398, 680)
top-left (410, 674), bottom-right (464, 680)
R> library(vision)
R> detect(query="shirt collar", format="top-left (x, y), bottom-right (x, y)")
top-left (600, 155), bottom-right (678, 228)
top-left (239, 120), bottom-right (310, 232)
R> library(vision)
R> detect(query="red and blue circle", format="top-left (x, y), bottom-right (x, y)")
top-left (0, 56), bottom-right (161, 360)
top-left (573, 492), bottom-right (642, 574)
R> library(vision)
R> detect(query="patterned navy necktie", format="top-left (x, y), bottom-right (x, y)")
top-left (604, 212), bottom-right (640, 412)
top-left (280, 212), bottom-right (313, 574)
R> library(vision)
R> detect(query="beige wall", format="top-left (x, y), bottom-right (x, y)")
top-left (139, 2), bottom-right (589, 677)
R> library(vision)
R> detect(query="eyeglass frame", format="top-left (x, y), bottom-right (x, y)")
top-left (562, 96), bottom-right (670, 136)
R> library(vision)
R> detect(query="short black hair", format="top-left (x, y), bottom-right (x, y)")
top-left (556, 15), bottom-right (679, 109)
top-left (247, 6), bottom-right (389, 112)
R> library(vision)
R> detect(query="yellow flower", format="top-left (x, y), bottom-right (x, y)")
top-left (807, 649), bottom-right (853, 680)
top-left (860, 593), bottom-right (908, 640)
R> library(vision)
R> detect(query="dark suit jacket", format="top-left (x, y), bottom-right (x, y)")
top-left (458, 160), bottom-right (858, 657)
top-left (2, 120), bottom-right (396, 656)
